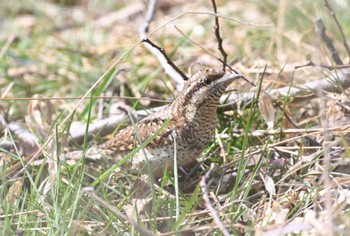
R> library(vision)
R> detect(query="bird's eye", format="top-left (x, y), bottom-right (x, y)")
top-left (200, 77), bottom-right (211, 85)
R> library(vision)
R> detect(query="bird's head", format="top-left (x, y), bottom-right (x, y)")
top-left (179, 68), bottom-right (241, 109)
top-left (173, 68), bottom-right (242, 121)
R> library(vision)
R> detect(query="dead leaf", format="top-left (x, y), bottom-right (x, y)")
top-left (260, 173), bottom-right (276, 196)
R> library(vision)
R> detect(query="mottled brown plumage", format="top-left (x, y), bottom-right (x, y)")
top-left (86, 68), bottom-right (242, 177)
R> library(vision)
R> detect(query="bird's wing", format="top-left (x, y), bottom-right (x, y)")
top-left (102, 116), bottom-right (183, 152)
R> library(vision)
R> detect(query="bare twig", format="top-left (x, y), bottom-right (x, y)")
top-left (139, 0), bottom-right (187, 88)
top-left (315, 19), bottom-right (343, 65)
top-left (324, 0), bottom-right (350, 62)
top-left (142, 38), bottom-right (188, 81)
top-left (82, 188), bottom-right (155, 236)
top-left (69, 115), bottom-right (130, 144)
top-left (67, 105), bottom-right (166, 144)
top-left (139, 0), bottom-right (157, 35)
top-left (211, 0), bottom-right (227, 71)
top-left (200, 164), bottom-right (231, 236)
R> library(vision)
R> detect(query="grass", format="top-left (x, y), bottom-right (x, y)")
top-left (1, 0), bottom-right (350, 235)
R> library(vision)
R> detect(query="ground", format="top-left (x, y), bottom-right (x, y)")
top-left (1, 0), bottom-right (350, 235)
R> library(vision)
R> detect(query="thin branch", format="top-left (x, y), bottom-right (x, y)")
top-left (139, 0), bottom-right (157, 35)
top-left (139, 0), bottom-right (187, 87)
top-left (211, 0), bottom-right (227, 71)
top-left (324, 0), bottom-right (350, 62)
top-left (142, 38), bottom-right (188, 81)
top-left (315, 18), bottom-right (343, 65)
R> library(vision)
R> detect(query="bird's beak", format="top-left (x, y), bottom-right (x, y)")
top-left (220, 73), bottom-right (243, 84)
top-left (213, 73), bottom-right (243, 88)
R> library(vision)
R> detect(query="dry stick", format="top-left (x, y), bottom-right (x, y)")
top-left (315, 19), bottom-right (343, 65)
top-left (210, 0), bottom-right (228, 71)
top-left (19, 96), bottom-right (159, 145)
top-left (200, 164), bottom-right (231, 236)
top-left (139, 0), bottom-right (188, 87)
top-left (139, 0), bottom-right (157, 38)
top-left (324, 0), bottom-right (350, 62)
top-left (82, 188), bottom-right (155, 236)
top-left (142, 38), bottom-right (188, 81)
top-left (69, 115), bottom-right (130, 144)
top-left (68, 105), bottom-right (167, 144)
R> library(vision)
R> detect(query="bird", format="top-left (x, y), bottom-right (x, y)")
top-left (85, 68), bottom-right (242, 177)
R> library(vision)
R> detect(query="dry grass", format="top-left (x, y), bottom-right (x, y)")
top-left (1, 0), bottom-right (350, 235)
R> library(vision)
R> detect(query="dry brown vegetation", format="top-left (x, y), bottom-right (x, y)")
top-left (1, 0), bottom-right (350, 235)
